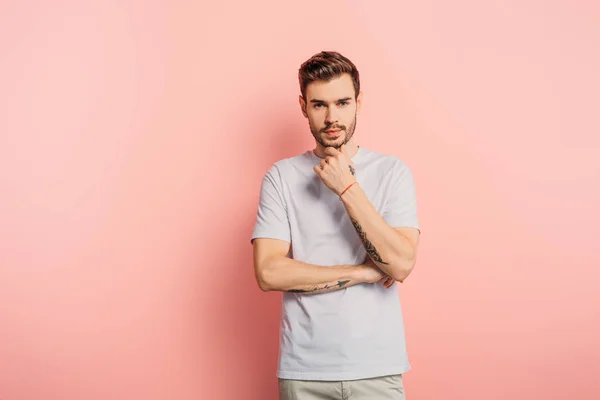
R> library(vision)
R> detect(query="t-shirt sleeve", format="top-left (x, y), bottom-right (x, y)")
top-left (382, 160), bottom-right (420, 232)
top-left (250, 165), bottom-right (291, 244)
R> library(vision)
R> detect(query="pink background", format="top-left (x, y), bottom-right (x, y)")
top-left (1, 1), bottom-right (599, 399)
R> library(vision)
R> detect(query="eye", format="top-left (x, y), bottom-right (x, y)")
top-left (338, 101), bottom-right (349, 106)
top-left (314, 104), bottom-right (324, 108)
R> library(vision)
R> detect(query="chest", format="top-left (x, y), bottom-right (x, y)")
top-left (284, 169), bottom-right (390, 238)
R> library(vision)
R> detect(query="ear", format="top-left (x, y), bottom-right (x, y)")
top-left (356, 91), bottom-right (363, 115)
top-left (299, 95), bottom-right (308, 118)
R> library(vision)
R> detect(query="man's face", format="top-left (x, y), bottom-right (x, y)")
top-left (300, 73), bottom-right (362, 150)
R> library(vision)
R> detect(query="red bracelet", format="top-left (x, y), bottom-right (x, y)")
top-left (339, 182), bottom-right (358, 200)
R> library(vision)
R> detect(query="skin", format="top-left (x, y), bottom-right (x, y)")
top-left (298, 74), bottom-right (398, 287)
top-left (299, 73), bottom-right (362, 159)
top-left (252, 73), bottom-right (419, 293)
top-left (301, 73), bottom-right (420, 286)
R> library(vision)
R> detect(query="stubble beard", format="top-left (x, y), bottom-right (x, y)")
top-left (310, 112), bottom-right (357, 150)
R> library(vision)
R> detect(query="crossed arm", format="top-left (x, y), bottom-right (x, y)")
top-left (252, 238), bottom-right (379, 294)
top-left (340, 183), bottom-right (420, 282)
top-left (252, 185), bottom-right (419, 294)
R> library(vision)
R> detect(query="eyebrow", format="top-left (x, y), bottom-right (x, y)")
top-left (310, 97), bottom-right (353, 103)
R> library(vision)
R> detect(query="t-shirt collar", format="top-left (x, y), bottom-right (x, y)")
top-left (309, 145), bottom-right (364, 164)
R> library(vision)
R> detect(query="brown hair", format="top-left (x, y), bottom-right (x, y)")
top-left (298, 51), bottom-right (360, 100)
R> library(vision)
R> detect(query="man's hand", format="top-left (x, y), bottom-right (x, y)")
top-left (382, 275), bottom-right (396, 288)
top-left (360, 257), bottom-right (397, 288)
top-left (362, 257), bottom-right (398, 288)
top-left (361, 257), bottom-right (386, 283)
top-left (313, 145), bottom-right (357, 196)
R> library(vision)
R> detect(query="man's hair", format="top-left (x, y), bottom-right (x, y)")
top-left (298, 51), bottom-right (360, 100)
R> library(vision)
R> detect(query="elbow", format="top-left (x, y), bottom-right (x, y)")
top-left (254, 253), bottom-right (286, 292)
top-left (256, 266), bottom-right (275, 292)
top-left (389, 257), bottom-right (416, 282)
top-left (257, 278), bottom-right (273, 292)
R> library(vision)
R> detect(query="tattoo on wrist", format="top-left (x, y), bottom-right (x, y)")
top-left (287, 280), bottom-right (350, 293)
top-left (350, 217), bottom-right (389, 265)
top-left (349, 165), bottom-right (356, 176)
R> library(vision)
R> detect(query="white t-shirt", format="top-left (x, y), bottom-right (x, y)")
top-left (251, 146), bottom-right (420, 381)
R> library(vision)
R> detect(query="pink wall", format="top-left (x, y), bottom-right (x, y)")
top-left (1, 1), bottom-right (599, 399)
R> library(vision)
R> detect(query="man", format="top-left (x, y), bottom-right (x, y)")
top-left (251, 51), bottom-right (421, 400)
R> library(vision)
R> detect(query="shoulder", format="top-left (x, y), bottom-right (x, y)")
top-left (273, 152), bottom-right (309, 170)
top-left (359, 147), bottom-right (412, 174)
top-left (262, 151), bottom-right (312, 183)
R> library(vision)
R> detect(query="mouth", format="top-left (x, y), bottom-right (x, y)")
top-left (324, 128), bottom-right (342, 137)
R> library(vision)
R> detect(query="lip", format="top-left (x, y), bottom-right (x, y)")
top-left (325, 129), bottom-right (341, 133)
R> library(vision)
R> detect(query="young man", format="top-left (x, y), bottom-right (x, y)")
top-left (251, 51), bottom-right (421, 400)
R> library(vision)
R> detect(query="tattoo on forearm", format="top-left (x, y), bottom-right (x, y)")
top-left (349, 165), bottom-right (355, 176)
top-left (287, 280), bottom-right (350, 293)
top-left (350, 217), bottom-right (389, 264)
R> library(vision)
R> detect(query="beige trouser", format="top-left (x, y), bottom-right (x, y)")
top-left (278, 374), bottom-right (405, 400)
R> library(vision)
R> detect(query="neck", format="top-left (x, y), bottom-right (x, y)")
top-left (313, 139), bottom-right (359, 159)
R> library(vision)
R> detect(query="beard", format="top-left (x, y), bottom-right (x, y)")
top-left (309, 112), bottom-right (357, 150)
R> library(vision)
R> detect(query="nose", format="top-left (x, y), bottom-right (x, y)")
top-left (325, 107), bottom-right (339, 125)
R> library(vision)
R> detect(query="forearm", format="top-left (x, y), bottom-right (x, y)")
top-left (341, 184), bottom-right (416, 281)
top-left (258, 256), bottom-right (367, 294)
